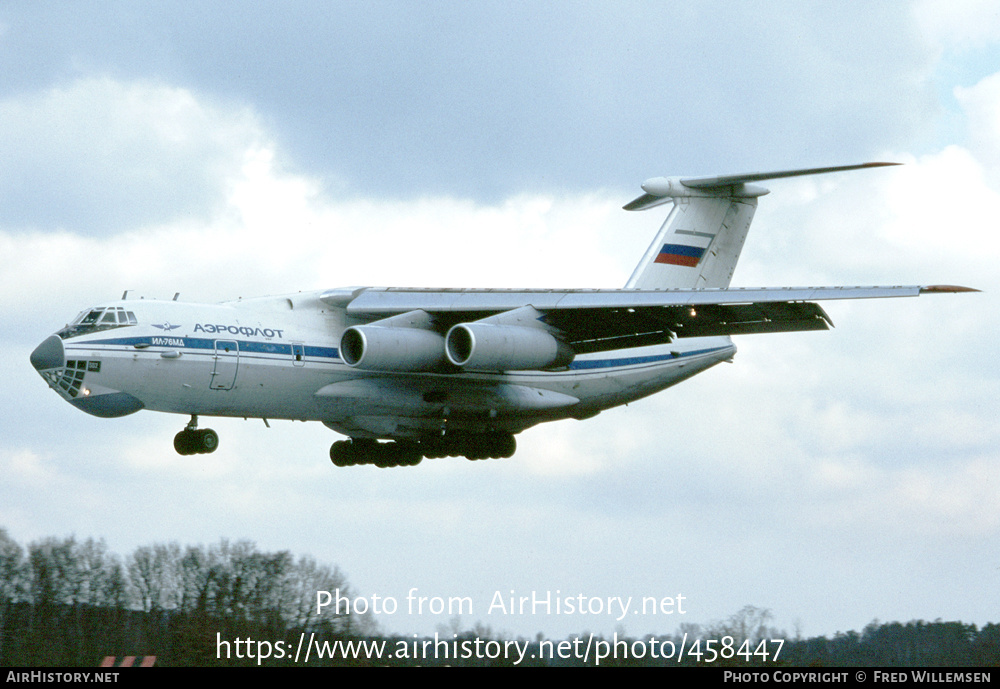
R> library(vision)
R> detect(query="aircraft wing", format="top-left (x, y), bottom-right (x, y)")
top-left (323, 285), bottom-right (974, 355)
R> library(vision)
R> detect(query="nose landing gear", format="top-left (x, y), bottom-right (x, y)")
top-left (174, 416), bottom-right (219, 455)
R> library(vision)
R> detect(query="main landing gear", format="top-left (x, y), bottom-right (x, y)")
top-left (420, 431), bottom-right (516, 461)
top-left (329, 432), bottom-right (516, 468)
top-left (174, 416), bottom-right (219, 456)
top-left (330, 439), bottom-right (422, 468)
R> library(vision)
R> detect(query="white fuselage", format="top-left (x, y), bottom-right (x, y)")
top-left (37, 291), bottom-right (736, 441)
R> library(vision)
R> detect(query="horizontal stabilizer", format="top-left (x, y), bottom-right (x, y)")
top-left (624, 162), bottom-right (900, 211)
top-left (679, 162), bottom-right (901, 189)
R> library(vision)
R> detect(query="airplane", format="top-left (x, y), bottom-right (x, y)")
top-left (30, 162), bottom-right (976, 467)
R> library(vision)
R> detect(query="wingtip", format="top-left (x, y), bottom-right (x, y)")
top-left (864, 161), bottom-right (903, 167)
top-left (919, 285), bottom-right (981, 294)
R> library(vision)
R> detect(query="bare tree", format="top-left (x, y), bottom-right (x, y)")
top-left (129, 542), bottom-right (182, 612)
top-left (706, 605), bottom-right (778, 645)
top-left (0, 528), bottom-right (27, 604)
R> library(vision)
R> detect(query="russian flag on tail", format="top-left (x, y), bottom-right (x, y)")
top-left (655, 243), bottom-right (706, 267)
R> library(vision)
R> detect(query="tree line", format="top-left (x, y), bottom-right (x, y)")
top-left (1, 528), bottom-right (996, 666)
top-left (0, 528), bottom-right (370, 666)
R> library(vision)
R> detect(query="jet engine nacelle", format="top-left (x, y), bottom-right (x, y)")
top-left (445, 323), bottom-right (574, 371)
top-left (340, 325), bottom-right (446, 372)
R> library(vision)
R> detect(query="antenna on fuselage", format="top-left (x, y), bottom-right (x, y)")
top-left (122, 290), bottom-right (130, 300)
top-left (172, 293), bottom-right (180, 301)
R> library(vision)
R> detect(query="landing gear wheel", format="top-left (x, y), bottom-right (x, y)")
top-left (174, 426), bottom-right (219, 455)
top-left (196, 429), bottom-right (219, 453)
top-left (395, 442), bottom-right (423, 467)
top-left (329, 439), bottom-right (424, 468)
top-left (330, 440), bottom-right (355, 467)
top-left (174, 430), bottom-right (196, 455)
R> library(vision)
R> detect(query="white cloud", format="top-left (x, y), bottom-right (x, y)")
top-left (0, 77), bottom-right (264, 233)
top-left (1, 175), bottom-right (636, 343)
top-left (914, 0), bottom-right (1000, 48)
top-left (955, 71), bottom-right (1000, 169)
top-left (1, 448), bottom-right (60, 488)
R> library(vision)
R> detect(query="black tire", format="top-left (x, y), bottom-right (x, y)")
top-left (330, 440), bottom-right (352, 467)
top-left (174, 430), bottom-right (196, 456)
top-left (350, 439), bottom-right (378, 466)
top-left (395, 442), bottom-right (423, 467)
top-left (495, 433), bottom-right (516, 458)
top-left (198, 429), bottom-right (219, 454)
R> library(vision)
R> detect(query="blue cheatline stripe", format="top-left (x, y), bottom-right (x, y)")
top-left (567, 346), bottom-right (729, 370)
top-left (82, 336), bottom-right (340, 361)
top-left (303, 345), bottom-right (340, 359)
top-left (78, 336), bottom-right (726, 371)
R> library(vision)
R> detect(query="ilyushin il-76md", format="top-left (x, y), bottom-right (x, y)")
top-left (30, 163), bottom-right (976, 467)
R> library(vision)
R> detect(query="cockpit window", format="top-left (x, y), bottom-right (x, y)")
top-left (57, 307), bottom-right (138, 339)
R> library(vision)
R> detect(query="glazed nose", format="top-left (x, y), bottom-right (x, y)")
top-left (30, 335), bottom-right (65, 371)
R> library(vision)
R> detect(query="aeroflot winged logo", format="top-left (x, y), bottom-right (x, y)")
top-left (151, 322), bottom-right (181, 331)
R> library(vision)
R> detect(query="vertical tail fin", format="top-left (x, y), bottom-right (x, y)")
top-left (623, 162), bottom-right (900, 290)
top-left (625, 194), bottom-right (757, 289)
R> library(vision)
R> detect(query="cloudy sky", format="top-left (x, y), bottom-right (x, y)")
top-left (2, 1), bottom-right (998, 644)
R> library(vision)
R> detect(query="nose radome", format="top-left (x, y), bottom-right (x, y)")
top-left (30, 335), bottom-right (65, 371)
